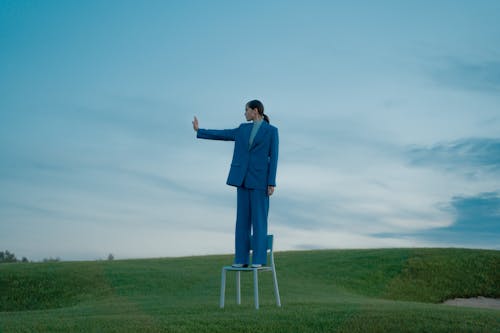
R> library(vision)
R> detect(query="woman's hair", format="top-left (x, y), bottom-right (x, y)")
top-left (246, 99), bottom-right (269, 123)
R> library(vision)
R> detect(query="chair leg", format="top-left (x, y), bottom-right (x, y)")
top-left (253, 269), bottom-right (259, 310)
top-left (220, 268), bottom-right (226, 308)
top-left (272, 266), bottom-right (281, 307)
top-left (236, 271), bottom-right (241, 305)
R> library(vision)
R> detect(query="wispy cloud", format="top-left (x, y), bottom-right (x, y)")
top-left (378, 192), bottom-right (500, 248)
top-left (431, 58), bottom-right (500, 93)
top-left (449, 192), bottom-right (500, 234)
top-left (375, 139), bottom-right (500, 248)
top-left (407, 137), bottom-right (500, 177)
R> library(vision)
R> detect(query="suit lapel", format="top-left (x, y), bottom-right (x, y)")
top-left (250, 121), bottom-right (267, 150)
top-left (244, 123), bottom-right (253, 142)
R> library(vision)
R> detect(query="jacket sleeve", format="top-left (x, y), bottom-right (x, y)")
top-left (268, 127), bottom-right (279, 186)
top-left (196, 128), bottom-right (237, 141)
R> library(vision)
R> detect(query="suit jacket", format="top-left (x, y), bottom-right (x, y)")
top-left (197, 122), bottom-right (279, 190)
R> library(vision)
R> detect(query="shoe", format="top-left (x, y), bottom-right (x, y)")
top-left (251, 264), bottom-right (262, 268)
top-left (232, 263), bottom-right (248, 268)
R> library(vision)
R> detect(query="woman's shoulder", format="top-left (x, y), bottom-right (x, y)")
top-left (237, 122), bottom-right (278, 131)
top-left (239, 122), bottom-right (252, 127)
top-left (266, 122), bottom-right (278, 132)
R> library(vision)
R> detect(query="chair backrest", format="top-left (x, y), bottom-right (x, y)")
top-left (250, 234), bottom-right (274, 252)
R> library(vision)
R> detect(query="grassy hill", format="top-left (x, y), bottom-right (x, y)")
top-left (0, 248), bottom-right (499, 332)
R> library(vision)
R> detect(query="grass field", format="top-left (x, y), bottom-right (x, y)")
top-left (1, 248), bottom-right (499, 332)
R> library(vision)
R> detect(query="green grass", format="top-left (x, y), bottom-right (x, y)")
top-left (0, 248), bottom-right (499, 332)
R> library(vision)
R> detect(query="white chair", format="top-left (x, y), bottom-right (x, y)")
top-left (220, 234), bottom-right (281, 309)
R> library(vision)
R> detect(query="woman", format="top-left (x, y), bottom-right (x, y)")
top-left (192, 100), bottom-right (279, 268)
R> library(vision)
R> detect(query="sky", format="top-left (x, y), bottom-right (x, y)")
top-left (1, 1), bottom-right (499, 261)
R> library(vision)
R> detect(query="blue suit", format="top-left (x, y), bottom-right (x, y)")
top-left (197, 121), bottom-right (279, 265)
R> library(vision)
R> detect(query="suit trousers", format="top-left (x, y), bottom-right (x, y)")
top-left (234, 186), bottom-right (269, 265)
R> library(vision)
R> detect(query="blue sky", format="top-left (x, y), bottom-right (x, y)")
top-left (1, 1), bottom-right (499, 261)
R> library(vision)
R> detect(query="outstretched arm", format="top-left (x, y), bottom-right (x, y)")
top-left (193, 116), bottom-right (238, 141)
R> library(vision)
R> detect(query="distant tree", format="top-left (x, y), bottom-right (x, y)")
top-left (22, 257), bottom-right (29, 263)
top-left (107, 253), bottom-right (114, 261)
top-left (43, 257), bottom-right (61, 263)
top-left (0, 250), bottom-right (18, 263)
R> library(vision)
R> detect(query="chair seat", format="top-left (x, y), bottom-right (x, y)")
top-left (223, 265), bottom-right (272, 272)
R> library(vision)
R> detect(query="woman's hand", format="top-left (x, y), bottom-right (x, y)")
top-left (192, 116), bottom-right (199, 132)
top-left (268, 186), bottom-right (275, 196)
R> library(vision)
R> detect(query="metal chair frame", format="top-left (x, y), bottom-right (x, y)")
top-left (220, 235), bottom-right (281, 309)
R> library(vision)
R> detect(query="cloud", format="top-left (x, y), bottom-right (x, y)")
top-left (270, 143), bottom-right (456, 235)
top-left (449, 192), bottom-right (500, 233)
top-left (392, 137), bottom-right (500, 247)
top-left (407, 137), bottom-right (500, 176)
top-left (431, 58), bottom-right (500, 93)
top-left (271, 225), bottom-right (439, 251)
top-left (424, 191), bottom-right (500, 247)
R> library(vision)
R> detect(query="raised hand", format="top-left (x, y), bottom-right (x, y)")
top-left (192, 116), bottom-right (199, 132)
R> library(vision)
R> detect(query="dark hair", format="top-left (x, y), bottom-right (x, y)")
top-left (246, 99), bottom-right (269, 123)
